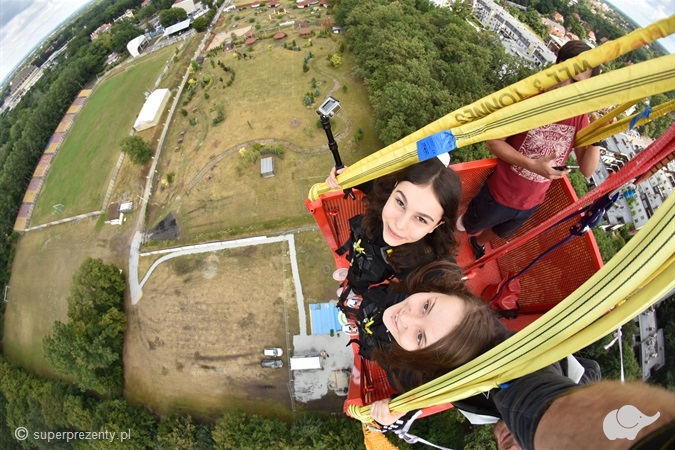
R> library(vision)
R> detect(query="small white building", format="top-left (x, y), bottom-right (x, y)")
top-left (134, 89), bottom-right (171, 131)
top-left (120, 202), bottom-right (134, 213)
top-left (261, 157), bottom-right (275, 178)
top-left (290, 356), bottom-right (323, 370)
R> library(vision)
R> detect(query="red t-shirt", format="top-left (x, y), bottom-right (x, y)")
top-left (487, 114), bottom-right (590, 210)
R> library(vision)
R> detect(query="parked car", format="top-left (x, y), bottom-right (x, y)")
top-left (260, 359), bottom-right (283, 369)
top-left (263, 347), bottom-right (283, 357)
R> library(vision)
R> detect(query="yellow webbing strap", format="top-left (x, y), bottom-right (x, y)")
top-left (309, 53), bottom-right (675, 200)
top-left (307, 16), bottom-right (675, 201)
top-left (449, 55), bottom-right (673, 147)
top-left (574, 100), bottom-right (641, 142)
top-left (575, 99), bottom-right (675, 147)
top-left (348, 194), bottom-right (675, 422)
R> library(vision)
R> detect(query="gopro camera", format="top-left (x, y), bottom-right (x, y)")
top-left (317, 96), bottom-right (341, 118)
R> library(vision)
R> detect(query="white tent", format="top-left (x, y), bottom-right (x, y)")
top-left (163, 18), bottom-right (191, 38)
top-left (133, 89), bottom-right (171, 131)
top-left (127, 35), bottom-right (149, 58)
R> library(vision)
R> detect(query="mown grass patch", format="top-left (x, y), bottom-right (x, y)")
top-left (3, 219), bottom-right (130, 377)
top-left (31, 45), bottom-right (178, 225)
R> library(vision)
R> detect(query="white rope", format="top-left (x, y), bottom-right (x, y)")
top-left (394, 411), bottom-right (455, 450)
top-left (603, 326), bottom-right (625, 383)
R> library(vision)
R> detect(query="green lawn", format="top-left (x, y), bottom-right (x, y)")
top-left (30, 45), bottom-right (177, 225)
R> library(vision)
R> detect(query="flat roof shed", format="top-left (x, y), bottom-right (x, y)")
top-left (261, 156), bottom-right (274, 178)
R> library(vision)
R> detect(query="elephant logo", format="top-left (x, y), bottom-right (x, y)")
top-left (603, 405), bottom-right (660, 440)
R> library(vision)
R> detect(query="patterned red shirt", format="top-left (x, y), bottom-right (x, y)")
top-left (487, 114), bottom-right (590, 210)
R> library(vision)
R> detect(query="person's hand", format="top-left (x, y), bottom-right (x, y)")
top-left (370, 398), bottom-right (406, 426)
top-left (528, 154), bottom-right (565, 180)
top-left (326, 166), bottom-right (347, 190)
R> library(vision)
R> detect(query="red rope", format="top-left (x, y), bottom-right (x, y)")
top-left (463, 124), bottom-right (675, 274)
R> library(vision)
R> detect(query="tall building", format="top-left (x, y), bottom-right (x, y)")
top-left (588, 133), bottom-right (675, 231)
top-left (472, 0), bottom-right (556, 68)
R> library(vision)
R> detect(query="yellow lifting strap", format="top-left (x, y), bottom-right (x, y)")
top-left (308, 16), bottom-right (675, 201)
top-left (575, 98), bottom-right (675, 147)
top-left (348, 194), bottom-right (675, 422)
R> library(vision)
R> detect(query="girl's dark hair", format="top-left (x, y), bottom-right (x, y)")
top-left (371, 260), bottom-right (508, 392)
top-left (361, 159), bottom-right (461, 272)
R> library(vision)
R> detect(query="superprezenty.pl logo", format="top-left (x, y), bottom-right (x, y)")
top-left (13, 427), bottom-right (131, 443)
top-left (603, 405), bottom-right (661, 440)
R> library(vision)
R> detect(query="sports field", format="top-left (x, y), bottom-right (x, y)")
top-left (30, 44), bottom-right (179, 225)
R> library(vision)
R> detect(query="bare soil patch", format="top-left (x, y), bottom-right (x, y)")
top-left (124, 244), bottom-right (298, 420)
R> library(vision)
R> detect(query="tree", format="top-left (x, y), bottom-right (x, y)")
top-left (120, 135), bottom-right (153, 164)
top-left (330, 53), bottom-right (342, 67)
top-left (192, 16), bottom-right (210, 32)
top-left (160, 7), bottom-right (188, 27)
top-left (110, 20), bottom-right (141, 53)
top-left (42, 258), bottom-right (127, 392)
top-left (157, 415), bottom-right (200, 450)
top-left (212, 411), bottom-right (288, 450)
top-left (92, 399), bottom-right (157, 450)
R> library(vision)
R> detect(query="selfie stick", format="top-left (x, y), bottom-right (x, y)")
top-left (317, 97), bottom-right (354, 199)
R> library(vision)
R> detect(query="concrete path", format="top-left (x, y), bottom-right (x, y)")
top-left (24, 211), bottom-right (102, 232)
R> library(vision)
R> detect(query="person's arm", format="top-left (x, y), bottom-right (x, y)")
top-left (486, 138), bottom-right (564, 180)
top-left (493, 366), bottom-right (577, 450)
top-left (326, 165), bottom-right (373, 193)
top-left (573, 144), bottom-right (600, 177)
top-left (534, 381), bottom-right (675, 449)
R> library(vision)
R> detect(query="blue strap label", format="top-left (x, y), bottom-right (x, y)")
top-left (629, 106), bottom-right (652, 130)
top-left (416, 131), bottom-right (457, 161)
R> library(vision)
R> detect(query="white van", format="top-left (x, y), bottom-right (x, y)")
top-left (289, 356), bottom-right (323, 371)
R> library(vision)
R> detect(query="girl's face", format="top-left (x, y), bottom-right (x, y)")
top-left (382, 292), bottom-right (465, 351)
top-left (381, 181), bottom-right (444, 247)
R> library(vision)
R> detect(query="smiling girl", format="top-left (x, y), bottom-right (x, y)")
top-left (327, 158), bottom-right (462, 297)
top-left (356, 260), bottom-right (506, 393)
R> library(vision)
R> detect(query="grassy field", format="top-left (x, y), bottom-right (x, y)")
top-left (30, 44), bottom-right (178, 225)
top-left (125, 244), bottom-right (298, 421)
top-left (3, 219), bottom-right (132, 377)
top-left (148, 27), bottom-right (380, 240)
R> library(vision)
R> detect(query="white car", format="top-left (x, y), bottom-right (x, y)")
top-left (264, 347), bottom-right (283, 357)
